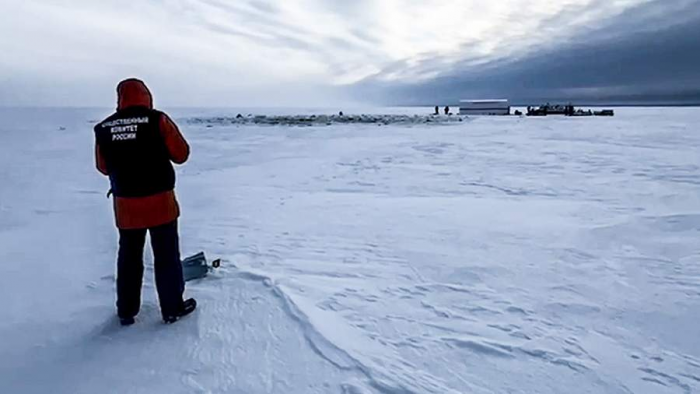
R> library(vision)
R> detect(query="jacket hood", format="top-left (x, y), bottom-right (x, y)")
top-left (117, 78), bottom-right (153, 110)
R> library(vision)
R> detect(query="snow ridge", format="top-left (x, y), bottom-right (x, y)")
top-left (233, 270), bottom-right (360, 370)
top-left (187, 114), bottom-right (470, 127)
top-left (232, 267), bottom-right (465, 394)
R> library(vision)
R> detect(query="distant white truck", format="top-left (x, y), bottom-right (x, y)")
top-left (459, 99), bottom-right (510, 115)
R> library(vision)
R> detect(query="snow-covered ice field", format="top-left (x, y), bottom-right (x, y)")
top-left (1, 107), bottom-right (699, 393)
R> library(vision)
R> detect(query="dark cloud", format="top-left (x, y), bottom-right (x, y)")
top-left (354, 0), bottom-right (700, 105)
top-left (4, 0), bottom-right (697, 107)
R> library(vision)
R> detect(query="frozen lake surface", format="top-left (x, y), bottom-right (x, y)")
top-left (1, 107), bottom-right (699, 393)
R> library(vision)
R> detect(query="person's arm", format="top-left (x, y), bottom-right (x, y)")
top-left (159, 113), bottom-right (190, 164)
top-left (95, 141), bottom-right (108, 175)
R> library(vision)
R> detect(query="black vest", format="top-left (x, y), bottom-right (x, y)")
top-left (94, 107), bottom-right (175, 198)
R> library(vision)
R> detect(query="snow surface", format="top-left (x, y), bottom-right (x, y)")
top-left (1, 107), bottom-right (699, 393)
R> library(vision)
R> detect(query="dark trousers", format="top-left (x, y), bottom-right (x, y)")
top-left (117, 220), bottom-right (185, 319)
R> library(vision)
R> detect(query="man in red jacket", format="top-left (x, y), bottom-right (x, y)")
top-left (95, 78), bottom-right (196, 325)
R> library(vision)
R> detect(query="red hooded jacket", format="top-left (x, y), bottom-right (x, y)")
top-left (95, 79), bottom-right (190, 230)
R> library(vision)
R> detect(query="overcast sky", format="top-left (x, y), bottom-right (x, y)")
top-left (1, 0), bottom-right (698, 107)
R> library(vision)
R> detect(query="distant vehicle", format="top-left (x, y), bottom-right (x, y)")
top-left (594, 109), bottom-right (615, 116)
top-left (527, 104), bottom-right (615, 117)
top-left (527, 104), bottom-right (570, 116)
top-left (459, 99), bottom-right (510, 115)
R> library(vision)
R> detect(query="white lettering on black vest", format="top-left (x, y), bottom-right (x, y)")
top-left (107, 117), bottom-right (149, 141)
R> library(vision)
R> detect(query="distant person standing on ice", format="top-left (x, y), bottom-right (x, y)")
top-left (94, 78), bottom-right (196, 326)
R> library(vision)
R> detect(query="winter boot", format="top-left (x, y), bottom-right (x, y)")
top-left (163, 298), bottom-right (197, 324)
